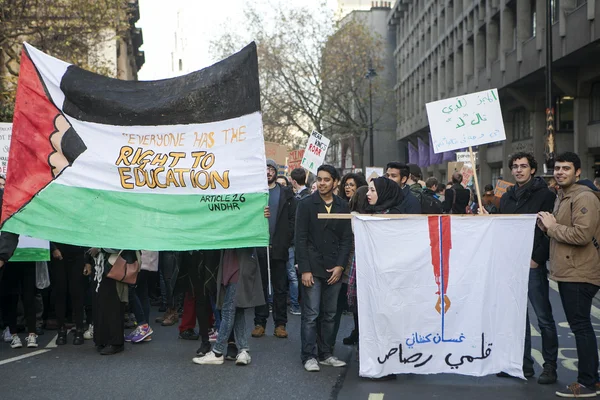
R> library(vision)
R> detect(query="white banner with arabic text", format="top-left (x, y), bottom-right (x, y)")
top-left (353, 215), bottom-right (535, 378)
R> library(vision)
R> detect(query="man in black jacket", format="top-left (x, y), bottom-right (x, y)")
top-left (252, 159), bottom-right (296, 339)
top-left (498, 152), bottom-right (558, 384)
top-left (442, 172), bottom-right (470, 214)
top-left (296, 164), bottom-right (352, 372)
top-left (290, 168), bottom-right (311, 200)
top-left (384, 161), bottom-right (421, 214)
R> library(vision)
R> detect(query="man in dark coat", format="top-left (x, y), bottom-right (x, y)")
top-left (384, 161), bottom-right (421, 214)
top-left (497, 152), bottom-right (558, 384)
top-left (296, 165), bottom-right (353, 372)
top-left (442, 172), bottom-right (470, 214)
top-left (252, 159), bottom-right (296, 339)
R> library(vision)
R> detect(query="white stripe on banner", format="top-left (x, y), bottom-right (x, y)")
top-left (53, 111), bottom-right (267, 195)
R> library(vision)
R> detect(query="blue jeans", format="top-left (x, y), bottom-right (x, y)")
top-left (523, 266), bottom-right (559, 371)
top-left (558, 281), bottom-right (599, 387)
top-left (159, 251), bottom-right (180, 308)
top-left (214, 283), bottom-right (249, 354)
top-left (130, 270), bottom-right (152, 325)
top-left (287, 247), bottom-right (299, 309)
top-left (300, 277), bottom-right (341, 363)
top-left (210, 294), bottom-right (221, 331)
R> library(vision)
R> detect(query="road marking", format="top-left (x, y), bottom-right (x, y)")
top-left (368, 394), bottom-right (384, 400)
top-left (549, 280), bottom-right (600, 320)
top-left (530, 324), bottom-right (541, 336)
top-left (0, 349), bottom-right (51, 366)
top-left (46, 334), bottom-right (57, 348)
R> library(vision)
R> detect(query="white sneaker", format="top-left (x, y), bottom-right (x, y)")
top-left (3, 327), bottom-right (11, 343)
top-left (320, 356), bottom-right (346, 367)
top-left (192, 350), bottom-right (224, 365)
top-left (83, 324), bottom-right (94, 340)
top-left (25, 334), bottom-right (38, 348)
top-left (10, 335), bottom-right (22, 349)
top-left (304, 358), bottom-right (320, 372)
top-left (235, 350), bottom-right (251, 366)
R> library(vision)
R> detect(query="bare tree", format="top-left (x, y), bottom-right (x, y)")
top-left (209, 2), bottom-right (334, 148)
top-left (321, 17), bottom-right (392, 170)
top-left (209, 2), bottom-right (392, 167)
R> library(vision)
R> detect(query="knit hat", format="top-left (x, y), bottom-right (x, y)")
top-left (266, 159), bottom-right (278, 170)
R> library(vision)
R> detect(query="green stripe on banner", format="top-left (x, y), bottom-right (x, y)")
top-left (10, 248), bottom-right (50, 262)
top-left (4, 183), bottom-right (270, 251)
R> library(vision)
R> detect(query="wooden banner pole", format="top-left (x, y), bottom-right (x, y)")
top-left (317, 213), bottom-right (529, 219)
top-left (468, 145), bottom-right (484, 213)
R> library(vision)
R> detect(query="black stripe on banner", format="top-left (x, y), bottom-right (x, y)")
top-left (60, 42), bottom-right (260, 126)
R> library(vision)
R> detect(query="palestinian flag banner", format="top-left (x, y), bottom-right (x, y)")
top-left (11, 236), bottom-right (50, 262)
top-left (1, 42), bottom-right (269, 251)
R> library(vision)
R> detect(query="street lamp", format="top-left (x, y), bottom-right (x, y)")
top-left (365, 67), bottom-right (377, 167)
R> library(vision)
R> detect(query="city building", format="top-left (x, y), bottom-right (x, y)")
top-left (90, 0), bottom-right (145, 80)
top-left (388, 0), bottom-right (600, 186)
top-left (326, 2), bottom-right (400, 173)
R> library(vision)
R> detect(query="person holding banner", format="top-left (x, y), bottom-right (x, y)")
top-left (0, 188), bottom-right (35, 349)
top-left (295, 165), bottom-right (353, 372)
top-left (497, 152), bottom-right (558, 384)
top-left (192, 247), bottom-right (265, 366)
top-left (251, 159), bottom-right (296, 339)
top-left (538, 152), bottom-right (600, 398)
top-left (51, 242), bottom-right (87, 346)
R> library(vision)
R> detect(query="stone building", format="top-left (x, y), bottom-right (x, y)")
top-left (388, 0), bottom-right (600, 185)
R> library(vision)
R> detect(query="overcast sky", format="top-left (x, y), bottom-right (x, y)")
top-left (137, 0), bottom-right (338, 81)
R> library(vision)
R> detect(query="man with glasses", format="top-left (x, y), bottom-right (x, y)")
top-left (497, 152), bottom-right (558, 384)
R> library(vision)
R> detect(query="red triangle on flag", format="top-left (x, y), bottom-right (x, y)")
top-left (1, 48), bottom-right (61, 226)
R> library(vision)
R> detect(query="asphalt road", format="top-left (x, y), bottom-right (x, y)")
top-left (0, 280), bottom-right (597, 400)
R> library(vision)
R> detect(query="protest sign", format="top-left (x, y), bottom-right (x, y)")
top-left (265, 141), bottom-right (288, 172)
top-left (426, 89), bottom-right (506, 154)
top-left (287, 149), bottom-right (305, 171)
top-left (365, 167), bottom-right (383, 182)
top-left (456, 151), bottom-right (478, 164)
top-left (353, 215), bottom-right (535, 378)
top-left (0, 123), bottom-right (49, 261)
top-left (0, 122), bottom-right (11, 175)
top-left (494, 180), bottom-right (514, 198)
top-left (2, 42), bottom-right (269, 251)
top-left (301, 130), bottom-right (329, 175)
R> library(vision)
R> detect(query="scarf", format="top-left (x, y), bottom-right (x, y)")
top-left (366, 177), bottom-right (404, 213)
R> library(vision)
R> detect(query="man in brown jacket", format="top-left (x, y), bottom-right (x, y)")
top-left (538, 152), bottom-right (600, 398)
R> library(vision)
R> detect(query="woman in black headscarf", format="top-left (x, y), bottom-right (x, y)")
top-left (366, 176), bottom-right (404, 214)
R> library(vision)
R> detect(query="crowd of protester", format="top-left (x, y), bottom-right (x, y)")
top-left (0, 152), bottom-right (598, 398)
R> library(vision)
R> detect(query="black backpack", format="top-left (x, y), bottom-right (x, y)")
top-left (421, 191), bottom-right (443, 214)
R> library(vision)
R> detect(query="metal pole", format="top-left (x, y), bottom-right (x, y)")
top-left (369, 77), bottom-right (374, 167)
top-left (545, 0), bottom-right (555, 170)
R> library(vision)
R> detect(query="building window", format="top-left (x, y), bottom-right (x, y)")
top-left (556, 96), bottom-right (574, 131)
top-left (531, 0), bottom-right (537, 37)
top-left (551, 0), bottom-right (559, 24)
top-left (491, 167), bottom-right (503, 187)
top-left (512, 108), bottom-right (531, 141)
top-left (178, 59), bottom-right (183, 71)
top-left (590, 82), bottom-right (600, 123)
